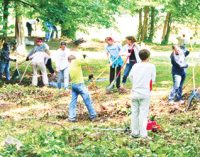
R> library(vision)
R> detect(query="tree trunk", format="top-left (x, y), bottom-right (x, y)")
top-left (137, 8), bottom-right (143, 41)
top-left (15, 3), bottom-right (26, 54)
top-left (2, 0), bottom-right (10, 38)
top-left (161, 13), bottom-right (172, 45)
top-left (141, 6), bottom-right (149, 42)
top-left (161, 12), bottom-right (170, 40)
top-left (148, 7), bottom-right (155, 43)
top-left (194, 24), bottom-right (199, 38)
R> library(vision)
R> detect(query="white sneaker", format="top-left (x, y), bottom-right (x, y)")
top-left (169, 100), bottom-right (175, 105)
top-left (179, 100), bottom-right (185, 105)
top-left (131, 134), bottom-right (140, 138)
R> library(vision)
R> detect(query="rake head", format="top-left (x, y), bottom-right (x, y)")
top-left (106, 81), bottom-right (115, 93)
top-left (11, 69), bottom-right (21, 81)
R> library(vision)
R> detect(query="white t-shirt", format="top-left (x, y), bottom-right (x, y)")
top-left (29, 51), bottom-right (50, 65)
top-left (27, 19), bottom-right (37, 25)
top-left (121, 43), bottom-right (141, 63)
top-left (129, 62), bottom-right (156, 98)
top-left (55, 48), bottom-right (70, 71)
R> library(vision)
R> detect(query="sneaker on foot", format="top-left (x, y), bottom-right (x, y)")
top-left (118, 87), bottom-right (127, 93)
top-left (67, 119), bottom-right (78, 123)
top-left (179, 100), bottom-right (185, 105)
top-left (90, 116), bottom-right (98, 122)
top-left (131, 134), bottom-right (140, 138)
top-left (168, 100), bottom-right (175, 105)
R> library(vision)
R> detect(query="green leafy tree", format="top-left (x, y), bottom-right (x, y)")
top-left (24, 0), bottom-right (123, 39)
top-left (161, 0), bottom-right (200, 45)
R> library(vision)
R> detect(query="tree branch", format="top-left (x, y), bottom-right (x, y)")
top-left (15, 0), bottom-right (39, 10)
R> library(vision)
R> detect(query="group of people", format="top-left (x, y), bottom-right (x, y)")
top-left (105, 36), bottom-right (141, 92)
top-left (26, 18), bottom-right (58, 42)
top-left (105, 36), bottom-right (156, 138)
top-left (0, 34), bottom-right (190, 139)
top-left (25, 38), bottom-right (97, 122)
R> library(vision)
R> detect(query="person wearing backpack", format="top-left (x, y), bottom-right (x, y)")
top-left (0, 42), bottom-right (16, 81)
top-left (105, 37), bottom-right (124, 92)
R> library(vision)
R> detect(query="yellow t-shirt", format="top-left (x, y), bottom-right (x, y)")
top-left (69, 59), bottom-right (87, 84)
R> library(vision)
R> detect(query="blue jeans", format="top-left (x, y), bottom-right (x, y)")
top-left (122, 61), bottom-right (135, 84)
top-left (169, 73), bottom-right (186, 101)
top-left (0, 61), bottom-right (10, 81)
top-left (45, 27), bottom-right (53, 41)
top-left (57, 68), bottom-right (69, 90)
top-left (68, 83), bottom-right (96, 120)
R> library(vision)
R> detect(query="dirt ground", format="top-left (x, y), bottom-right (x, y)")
top-left (0, 83), bottom-right (196, 125)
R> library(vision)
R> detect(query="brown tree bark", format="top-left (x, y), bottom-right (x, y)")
top-left (137, 8), bottom-right (143, 41)
top-left (148, 7), bottom-right (156, 43)
top-left (15, 2), bottom-right (26, 54)
top-left (161, 12), bottom-right (170, 40)
top-left (161, 13), bottom-right (172, 45)
top-left (141, 6), bottom-right (149, 41)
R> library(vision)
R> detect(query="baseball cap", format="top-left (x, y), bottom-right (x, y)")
top-left (36, 38), bottom-right (43, 43)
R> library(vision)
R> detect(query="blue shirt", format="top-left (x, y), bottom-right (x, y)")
top-left (0, 46), bottom-right (11, 63)
top-left (106, 44), bottom-right (123, 68)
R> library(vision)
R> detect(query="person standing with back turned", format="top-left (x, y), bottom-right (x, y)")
top-left (129, 49), bottom-right (156, 139)
top-left (68, 55), bottom-right (97, 122)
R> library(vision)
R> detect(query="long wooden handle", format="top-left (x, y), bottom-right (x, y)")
top-left (19, 62), bottom-right (31, 83)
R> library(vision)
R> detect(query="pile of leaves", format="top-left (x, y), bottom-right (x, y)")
top-left (0, 84), bottom-right (69, 106)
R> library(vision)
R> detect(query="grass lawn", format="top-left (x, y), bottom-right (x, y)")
top-left (0, 52), bottom-right (200, 156)
top-left (24, 38), bottom-right (200, 53)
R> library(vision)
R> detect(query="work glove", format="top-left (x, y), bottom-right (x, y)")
top-left (88, 74), bottom-right (94, 81)
top-left (83, 54), bottom-right (87, 59)
top-left (26, 57), bottom-right (29, 61)
top-left (182, 64), bottom-right (188, 68)
top-left (11, 59), bottom-right (17, 62)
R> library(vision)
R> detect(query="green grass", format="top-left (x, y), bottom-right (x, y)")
top-left (24, 38), bottom-right (200, 53)
top-left (0, 113), bottom-right (199, 156)
top-left (0, 55), bottom-right (200, 156)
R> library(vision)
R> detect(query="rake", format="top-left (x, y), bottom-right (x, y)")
top-left (11, 60), bottom-right (27, 81)
top-left (19, 61), bottom-right (31, 84)
top-left (89, 56), bottom-right (121, 83)
top-left (106, 56), bottom-right (129, 92)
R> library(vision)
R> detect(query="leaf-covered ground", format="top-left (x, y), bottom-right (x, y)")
top-left (0, 50), bottom-right (200, 156)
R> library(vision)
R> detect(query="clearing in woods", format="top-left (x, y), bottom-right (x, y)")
top-left (0, 44), bottom-right (199, 156)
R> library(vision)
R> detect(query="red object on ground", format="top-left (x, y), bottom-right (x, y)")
top-left (152, 125), bottom-right (161, 132)
top-left (146, 120), bottom-right (157, 130)
top-left (150, 79), bottom-right (153, 91)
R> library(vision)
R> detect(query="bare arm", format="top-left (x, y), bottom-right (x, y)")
top-left (27, 47), bottom-right (35, 58)
top-left (119, 45), bottom-right (129, 56)
top-left (44, 44), bottom-right (50, 55)
top-left (152, 65), bottom-right (156, 83)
